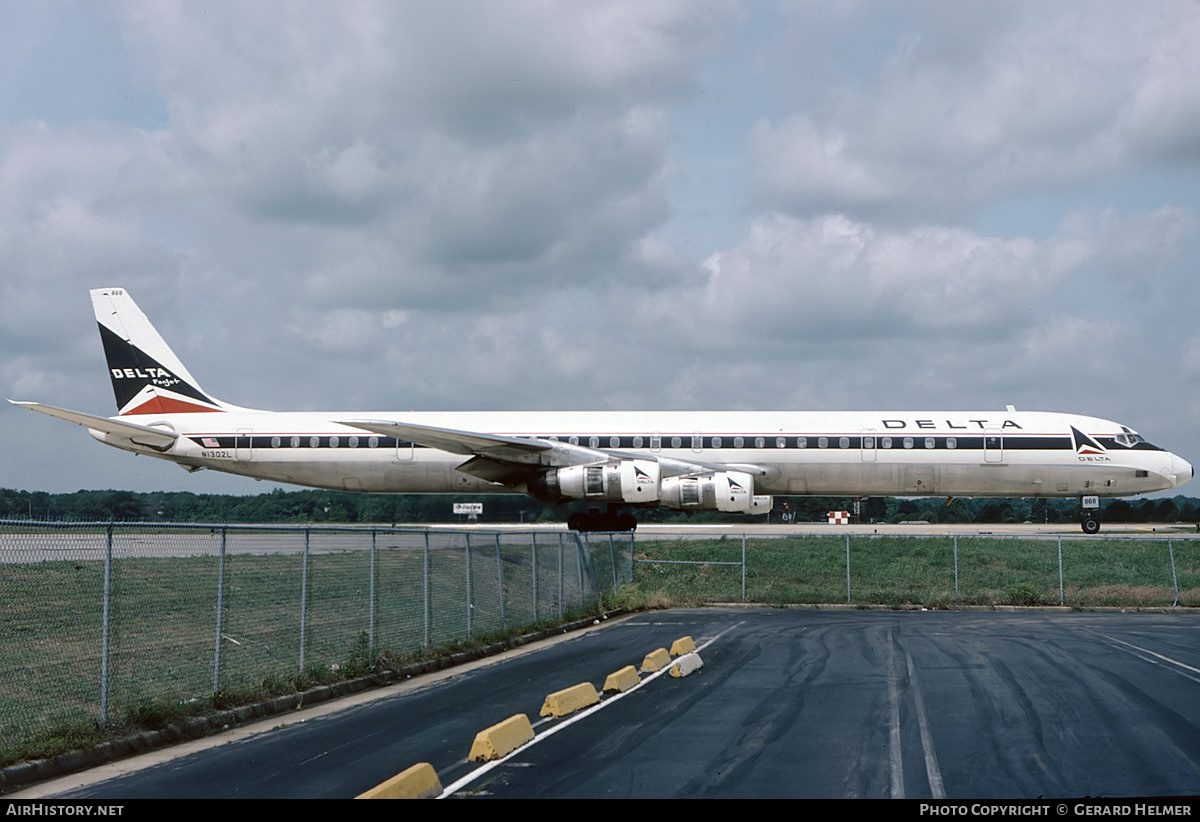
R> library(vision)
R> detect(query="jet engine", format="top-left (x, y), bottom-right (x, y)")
top-left (660, 470), bottom-right (772, 514)
top-left (531, 459), bottom-right (662, 504)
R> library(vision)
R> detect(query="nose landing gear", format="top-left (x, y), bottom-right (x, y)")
top-left (1080, 495), bottom-right (1101, 534)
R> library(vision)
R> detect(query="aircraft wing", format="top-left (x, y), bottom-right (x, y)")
top-left (337, 418), bottom-right (772, 484)
top-left (336, 419), bottom-right (610, 466)
top-left (10, 400), bottom-right (179, 450)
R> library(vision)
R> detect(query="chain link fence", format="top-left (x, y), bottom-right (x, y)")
top-left (3, 521), bottom-right (1198, 763)
top-left (0, 522), bottom-right (597, 759)
top-left (581, 530), bottom-right (1200, 609)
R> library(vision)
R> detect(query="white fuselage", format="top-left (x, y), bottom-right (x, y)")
top-left (95, 408), bottom-right (1192, 500)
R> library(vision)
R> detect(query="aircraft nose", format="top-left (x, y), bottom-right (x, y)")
top-left (1170, 454), bottom-right (1194, 487)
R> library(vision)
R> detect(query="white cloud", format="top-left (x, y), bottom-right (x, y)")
top-left (752, 1), bottom-right (1200, 221)
top-left (3, 2), bottom-right (1198, 493)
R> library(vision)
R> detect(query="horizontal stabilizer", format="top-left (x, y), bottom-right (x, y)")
top-left (9, 400), bottom-right (178, 450)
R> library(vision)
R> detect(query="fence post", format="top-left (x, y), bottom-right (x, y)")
top-left (558, 533), bottom-right (564, 618)
top-left (953, 535), bottom-right (959, 601)
top-left (629, 531), bottom-right (635, 587)
top-left (465, 532), bottom-right (473, 638)
top-left (629, 531), bottom-right (636, 584)
top-left (213, 527), bottom-right (227, 694)
top-left (531, 533), bottom-right (539, 621)
top-left (845, 533), bottom-right (851, 604)
top-left (495, 534), bottom-right (506, 629)
top-left (573, 531), bottom-right (602, 606)
top-left (1169, 538), bottom-right (1179, 606)
top-left (608, 533), bottom-right (617, 589)
top-left (1057, 536), bottom-right (1064, 605)
top-left (742, 534), bottom-right (747, 601)
top-left (577, 534), bottom-right (584, 601)
top-left (101, 521), bottom-right (113, 726)
top-left (300, 528), bottom-right (310, 671)
top-left (423, 530), bottom-right (431, 648)
top-left (369, 529), bottom-right (377, 655)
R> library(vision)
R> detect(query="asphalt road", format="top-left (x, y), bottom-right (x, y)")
top-left (17, 607), bottom-right (1200, 800)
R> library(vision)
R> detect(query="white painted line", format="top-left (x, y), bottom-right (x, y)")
top-left (1089, 631), bottom-right (1200, 686)
top-left (438, 622), bottom-right (744, 798)
top-left (905, 647), bottom-right (945, 799)
top-left (886, 631), bottom-right (905, 799)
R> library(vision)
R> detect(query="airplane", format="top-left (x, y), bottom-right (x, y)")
top-left (10, 288), bottom-right (1194, 533)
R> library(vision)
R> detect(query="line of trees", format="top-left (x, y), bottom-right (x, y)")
top-left (2, 487), bottom-right (1199, 525)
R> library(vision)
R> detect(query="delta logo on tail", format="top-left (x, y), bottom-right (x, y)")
top-left (1071, 426), bottom-right (1110, 461)
top-left (99, 324), bottom-right (223, 415)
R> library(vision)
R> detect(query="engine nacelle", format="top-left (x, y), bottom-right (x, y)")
top-left (660, 470), bottom-right (771, 514)
top-left (534, 459), bottom-right (661, 504)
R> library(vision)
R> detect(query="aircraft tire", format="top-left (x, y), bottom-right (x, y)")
top-left (1081, 517), bottom-right (1101, 535)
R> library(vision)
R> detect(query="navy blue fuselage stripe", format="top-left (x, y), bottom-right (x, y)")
top-left (181, 432), bottom-right (1168, 452)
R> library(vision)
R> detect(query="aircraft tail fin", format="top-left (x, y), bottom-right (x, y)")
top-left (92, 287), bottom-right (236, 416)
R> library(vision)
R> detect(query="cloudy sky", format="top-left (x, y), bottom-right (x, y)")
top-left (2, 0), bottom-right (1198, 495)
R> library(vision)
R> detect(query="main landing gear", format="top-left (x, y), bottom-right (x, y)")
top-left (567, 505), bottom-right (637, 533)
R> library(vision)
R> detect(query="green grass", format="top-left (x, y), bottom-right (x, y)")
top-left (0, 534), bottom-right (596, 769)
top-left (614, 534), bottom-right (1200, 609)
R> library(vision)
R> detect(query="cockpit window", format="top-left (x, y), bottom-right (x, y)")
top-left (1113, 426), bottom-right (1161, 450)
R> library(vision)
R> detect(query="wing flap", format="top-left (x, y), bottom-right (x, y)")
top-left (454, 455), bottom-right (539, 485)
